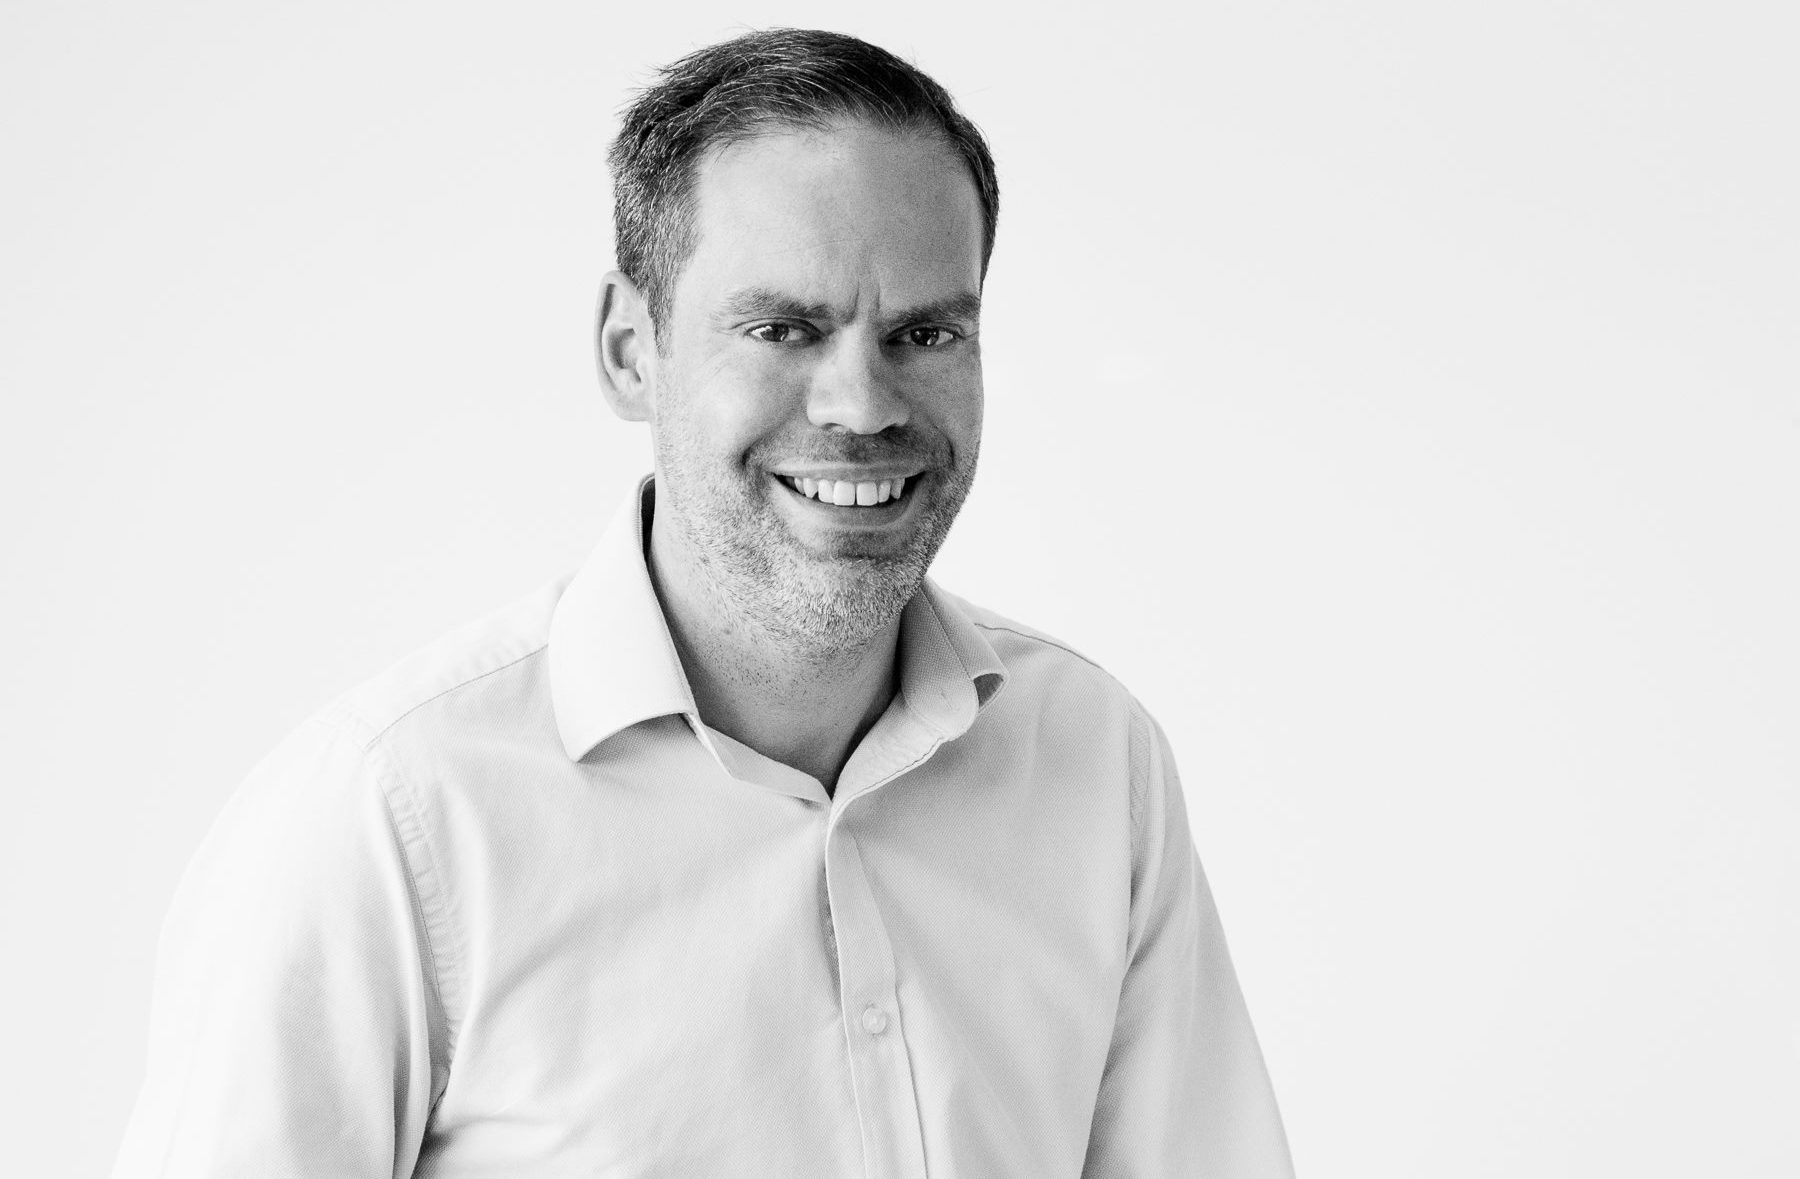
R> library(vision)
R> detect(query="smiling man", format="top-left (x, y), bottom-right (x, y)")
top-left (113, 29), bottom-right (1292, 1179)
top-left (600, 105), bottom-right (988, 792)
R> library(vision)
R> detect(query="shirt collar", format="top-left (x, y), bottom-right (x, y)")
top-left (549, 475), bottom-right (1009, 763)
top-left (897, 578), bottom-right (1007, 740)
top-left (548, 476), bottom-right (697, 762)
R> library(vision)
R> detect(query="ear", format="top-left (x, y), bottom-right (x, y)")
top-left (595, 270), bottom-right (658, 422)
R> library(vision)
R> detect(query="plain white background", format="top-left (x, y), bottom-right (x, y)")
top-left (3, 1), bottom-right (1795, 1174)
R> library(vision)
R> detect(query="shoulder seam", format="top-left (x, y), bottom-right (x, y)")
top-left (971, 621), bottom-right (1112, 677)
top-left (344, 641), bottom-right (549, 747)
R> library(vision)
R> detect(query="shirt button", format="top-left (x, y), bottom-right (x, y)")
top-left (860, 1005), bottom-right (889, 1035)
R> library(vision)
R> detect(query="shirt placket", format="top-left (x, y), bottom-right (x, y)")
top-left (824, 724), bottom-right (942, 1179)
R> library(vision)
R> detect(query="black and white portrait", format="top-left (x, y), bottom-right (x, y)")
top-left (3, 4), bottom-right (1794, 1177)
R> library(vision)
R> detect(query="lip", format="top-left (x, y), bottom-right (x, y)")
top-left (766, 465), bottom-right (925, 482)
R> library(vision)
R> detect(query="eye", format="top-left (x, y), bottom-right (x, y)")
top-left (903, 326), bottom-right (955, 348)
top-left (749, 323), bottom-right (796, 344)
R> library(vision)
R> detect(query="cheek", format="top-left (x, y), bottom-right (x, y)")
top-left (944, 401), bottom-right (982, 458)
top-left (923, 366), bottom-right (984, 457)
top-left (660, 355), bottom-right (797, 459)
top-left (710, 373), bottom-right (798, 459)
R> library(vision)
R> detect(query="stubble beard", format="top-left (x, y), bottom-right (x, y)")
top-left (652, 420), bottom-right (975, 668)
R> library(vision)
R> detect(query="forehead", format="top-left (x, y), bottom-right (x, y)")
top-left (675, 120), bottom-right (984, 314)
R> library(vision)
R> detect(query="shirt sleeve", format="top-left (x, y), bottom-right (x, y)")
top-left (111, 713), bottom-right (446, 1179)
top-left (1083, 706), bottom-right (1295, 1178)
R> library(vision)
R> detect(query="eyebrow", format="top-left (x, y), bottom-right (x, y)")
top-left (715, 286), bottom-right (982, 332)
top-left (880, 291), bottom-right (982, 333)
top-left (716, 287), bottom-right (837, 324)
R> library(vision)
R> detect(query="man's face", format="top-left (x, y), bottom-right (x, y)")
top-left (645, 119), bottom-right (986, 657)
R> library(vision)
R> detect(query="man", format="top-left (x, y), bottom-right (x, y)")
top-left (113, 29), bottom-right (1293, 1178)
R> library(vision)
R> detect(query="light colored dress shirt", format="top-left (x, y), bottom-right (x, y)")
top-left (114, 477), bottom-right (1293, 1178)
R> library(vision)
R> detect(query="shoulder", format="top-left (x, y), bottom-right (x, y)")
top-left (315, 574), bottom-right (572, 751)
top-left (933, 585), bottom-right (1154, 730)
top-left (200, 575), bottom-right (574, 897)
top-left (933, 587), bottom-right (1179, 847)
top-left (950, 592), bottom-right (1108, 673)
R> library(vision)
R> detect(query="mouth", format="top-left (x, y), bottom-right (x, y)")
top-left (776, 473), bottom-right (914, 507)
top-left (768, 471), bottom-right (923, 524)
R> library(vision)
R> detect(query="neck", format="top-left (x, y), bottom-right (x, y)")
top-left (646, 511), bottom-right (903, 794)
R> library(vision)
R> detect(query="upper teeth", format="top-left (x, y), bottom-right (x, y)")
top-left (784, 475), bottom-right (908, 505)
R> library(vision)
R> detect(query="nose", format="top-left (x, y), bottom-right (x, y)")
top-left (806, 335), bottom-right (910, 435)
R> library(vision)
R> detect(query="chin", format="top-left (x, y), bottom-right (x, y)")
top-left (783, 551), bottom-right (922, 642)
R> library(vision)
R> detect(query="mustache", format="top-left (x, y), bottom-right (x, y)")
top-left (751, 427), bottom-right (948, 470)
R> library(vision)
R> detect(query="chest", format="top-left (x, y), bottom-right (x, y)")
top-left (410, 722), bottom-right (1134, 1175)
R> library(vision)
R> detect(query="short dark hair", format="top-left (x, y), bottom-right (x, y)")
top-left (608, 28), bottom-right (1000, 343)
